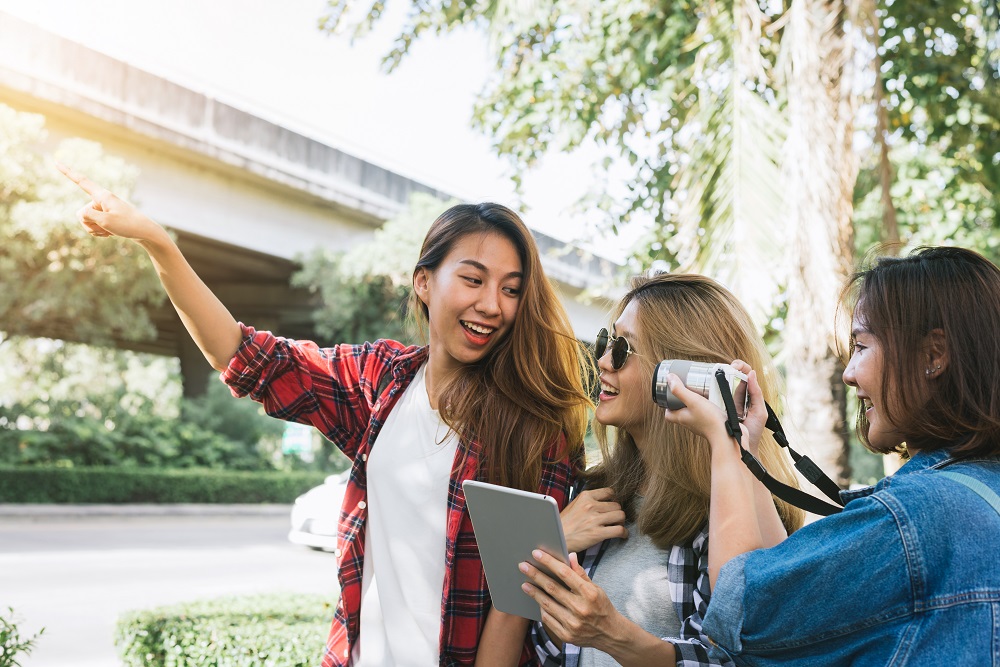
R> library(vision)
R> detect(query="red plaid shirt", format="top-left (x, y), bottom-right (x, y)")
top-left (222, 324), bottom-right (579, 666)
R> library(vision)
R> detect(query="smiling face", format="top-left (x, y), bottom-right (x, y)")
top-left (414, 230), bottom-right (523, 382)
top-left (595, 299), bottom-right (657, 446)
top-left (843, 311), bottom-right (906, 454)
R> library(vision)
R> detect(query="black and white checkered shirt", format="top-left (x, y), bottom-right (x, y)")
top-left (530, 522), bottom-right (733, 667)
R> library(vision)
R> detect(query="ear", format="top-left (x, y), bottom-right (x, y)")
top-left (413, 267), bottom-right (431, 307)
top-left (923, 328), bottom-right (949, 379)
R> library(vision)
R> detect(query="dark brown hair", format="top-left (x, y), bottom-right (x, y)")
top-left (843, 246), bottom-right (1000, 458)
top-left (586, 273), bottom-right (803, 547)
top-left (410, 203), bottom-right (595, 490)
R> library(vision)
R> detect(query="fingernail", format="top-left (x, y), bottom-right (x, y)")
top-left (531, 549), bottom-right (543, 559)
top-left (521, 583), bottom-right (532, 593)
top-left (518, 562), bottom-right (529, 573)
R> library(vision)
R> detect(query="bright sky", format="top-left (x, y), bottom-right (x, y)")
top-left (0, 0), bottom-right (640, 259)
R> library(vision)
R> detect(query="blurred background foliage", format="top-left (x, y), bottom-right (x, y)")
top-left (1, 0), bottom-right (999, 485)
top-left (0, 103), bottom-right (164, 346)
top-left (321, 0), bottom-right (999, 485)
top-left (292, 191), bottom-right (456, 346)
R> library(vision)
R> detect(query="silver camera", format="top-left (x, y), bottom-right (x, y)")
top-left (651, 360), bottom-right (749, 418)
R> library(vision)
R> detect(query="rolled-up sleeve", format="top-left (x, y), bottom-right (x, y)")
top-left (223, 324), bottom-right (287, 400)
top-left (220, 323), bottom-right (402, 460)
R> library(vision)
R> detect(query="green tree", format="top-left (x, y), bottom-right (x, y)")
top-left (293, 191), bottom-right (457, 345)
top-left (0, 338), bottom-right (290, 471)
top-left (0, 103), bottom-right (164, 346)
top-left (319, 0), bottom-right (998, 485)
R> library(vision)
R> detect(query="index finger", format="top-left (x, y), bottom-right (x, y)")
top-left (56, 162), bottom-right (106, 198)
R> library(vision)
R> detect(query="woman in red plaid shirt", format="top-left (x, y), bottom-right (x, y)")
top-left (60, 164), bottom-right (595, 666)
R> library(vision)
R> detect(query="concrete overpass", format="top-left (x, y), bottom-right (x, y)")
top-left (0, 11), bottom-right (620, 395)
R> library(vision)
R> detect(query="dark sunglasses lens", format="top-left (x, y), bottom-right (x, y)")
top-left (595, 329), bottom-right (609, 359)
top-left (611, 337), bottom-right (629, 369)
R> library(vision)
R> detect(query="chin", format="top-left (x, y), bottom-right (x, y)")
top-left (864, 432), bottom-right (905, 455)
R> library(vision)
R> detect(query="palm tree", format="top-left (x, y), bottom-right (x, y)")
top-left (671, 0), bottom-right (859, 486)
top-left (318, 0), bottom-right (872, 486)
top-left (780, 0), bottom-right (860, 486)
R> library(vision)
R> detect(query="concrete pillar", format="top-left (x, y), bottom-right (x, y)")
top-left (178, 333), bottom-right (214, 398)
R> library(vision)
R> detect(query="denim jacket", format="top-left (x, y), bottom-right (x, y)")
top-left (702, 447), bottom-right (1000, 666)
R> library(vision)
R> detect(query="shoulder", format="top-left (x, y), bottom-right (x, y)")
top-left (873, 456), bottom-right (1000, 522)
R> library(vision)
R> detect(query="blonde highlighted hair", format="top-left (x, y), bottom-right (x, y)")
top-left (586, 273), bottom-right (804, 547)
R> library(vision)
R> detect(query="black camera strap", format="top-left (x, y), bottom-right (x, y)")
top-left (715, 369), bottom-right (845, 516)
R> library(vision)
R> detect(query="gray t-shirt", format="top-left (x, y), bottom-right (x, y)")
top-left (579, 518), bottom-right (681, 667)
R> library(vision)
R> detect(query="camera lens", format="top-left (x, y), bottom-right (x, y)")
top-left (652, 360), bottom-right (695, 409)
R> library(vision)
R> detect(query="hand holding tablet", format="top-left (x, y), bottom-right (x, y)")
top-left (462, 480), bottom-right (570, 621)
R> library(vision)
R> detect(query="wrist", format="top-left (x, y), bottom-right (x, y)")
top-left (135, 223), bottom-right (173, 251)
top-left (597, 611), bottom-right (634, 654)
top-left (711, 435), bottom-right (744, 470)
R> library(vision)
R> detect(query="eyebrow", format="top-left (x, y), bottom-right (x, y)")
top-left (851, 326), bottom-right (870, 338)
top-left (458, 259), bottom-right (523, 280)
top-left (612, 326), bottom-right (636, 339)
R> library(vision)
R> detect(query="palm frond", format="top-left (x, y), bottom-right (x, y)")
top-left (670, 0), bottom-right (789, 322)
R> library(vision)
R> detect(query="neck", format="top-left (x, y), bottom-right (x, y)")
top-left (633, 432), bottom-right (655, 469)
top-left (424, 349), bottom-right (457, 411)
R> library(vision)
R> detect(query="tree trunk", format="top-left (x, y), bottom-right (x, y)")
top-left (781, 0), bottom-right (860, 488)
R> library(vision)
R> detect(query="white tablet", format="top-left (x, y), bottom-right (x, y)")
top-left (462, 479), bottom-right (570, 621)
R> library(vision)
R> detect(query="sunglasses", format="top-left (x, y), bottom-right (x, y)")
top-left (595, 328), bottom-right (637, 370)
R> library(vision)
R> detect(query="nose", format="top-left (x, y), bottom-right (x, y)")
top-left (597, 346), bottom-right (614, 372)
top-left (842, 354), bottom-right (857, 387)
top-left (475, 287), bottom-right (501, 317)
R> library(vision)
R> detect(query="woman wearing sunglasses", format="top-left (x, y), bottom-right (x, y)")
top-left (58, 164), bottom-right (596, 667)
top-left (478, 272), bottom-right (804, 666)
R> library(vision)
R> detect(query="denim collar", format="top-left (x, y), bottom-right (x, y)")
top-left (840, 448), bottom-right (957, 504)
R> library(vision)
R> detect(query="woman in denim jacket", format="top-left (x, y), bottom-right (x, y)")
top-left (662, 246), bottom-right (1000, 666)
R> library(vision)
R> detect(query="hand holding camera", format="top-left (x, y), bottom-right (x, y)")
top-left (654, 359), bottom-right (767, 455)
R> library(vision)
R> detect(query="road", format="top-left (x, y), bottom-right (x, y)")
top-left (0, 508), bottom-right (339, 667)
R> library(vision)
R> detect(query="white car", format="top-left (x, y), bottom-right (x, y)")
top-left (288, 470), bottom-right (350, 551)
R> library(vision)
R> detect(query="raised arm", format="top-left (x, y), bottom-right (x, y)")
top-left (728, 363), bottom-right (788, 548)
top-left (59, 163), bottom-right (243, 370)
top-left (660, 374), bottom-right (763, 589)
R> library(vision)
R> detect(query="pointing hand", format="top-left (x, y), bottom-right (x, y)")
top-left (57, 162), bottom-right (166, 243)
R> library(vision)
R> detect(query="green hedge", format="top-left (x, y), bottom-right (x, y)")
top-left (0, 467), bottom-right (327, 503)
top-left (115, 594), bottom-right (335, 667)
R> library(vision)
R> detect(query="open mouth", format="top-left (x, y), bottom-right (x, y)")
top-left (461, 320), bottom-right (496, 343)
top-left (600, 381), bottom-right (619, 397)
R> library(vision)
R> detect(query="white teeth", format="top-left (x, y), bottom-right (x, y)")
top-left (462, 321), bottom-right (494, 335)
top-left (601, 382), bottom-right (619, 396)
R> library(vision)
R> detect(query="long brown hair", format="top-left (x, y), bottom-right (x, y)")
top-left (842, 246), bottom-right (1000, 458)
top-left (410, 203), bottom-right (595, 490)
top-left (586, 273), bottom-right (804, 547)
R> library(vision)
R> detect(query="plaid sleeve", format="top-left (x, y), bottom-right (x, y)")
top-left (529, 539), bottom-right (604, 667)
top-left (665, 528), bottom-right (735, 667)
top-left (220, 323), bottom-right (402, 460)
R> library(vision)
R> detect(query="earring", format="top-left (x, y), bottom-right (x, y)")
top-left (925, 364), bottom-right (941, 377)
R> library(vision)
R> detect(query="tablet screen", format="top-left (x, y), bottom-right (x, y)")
top-left (463, 479), bottom-right (570, 621)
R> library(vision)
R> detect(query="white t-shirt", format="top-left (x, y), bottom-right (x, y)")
top-left (351, 363), bottom-right (459, 666)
